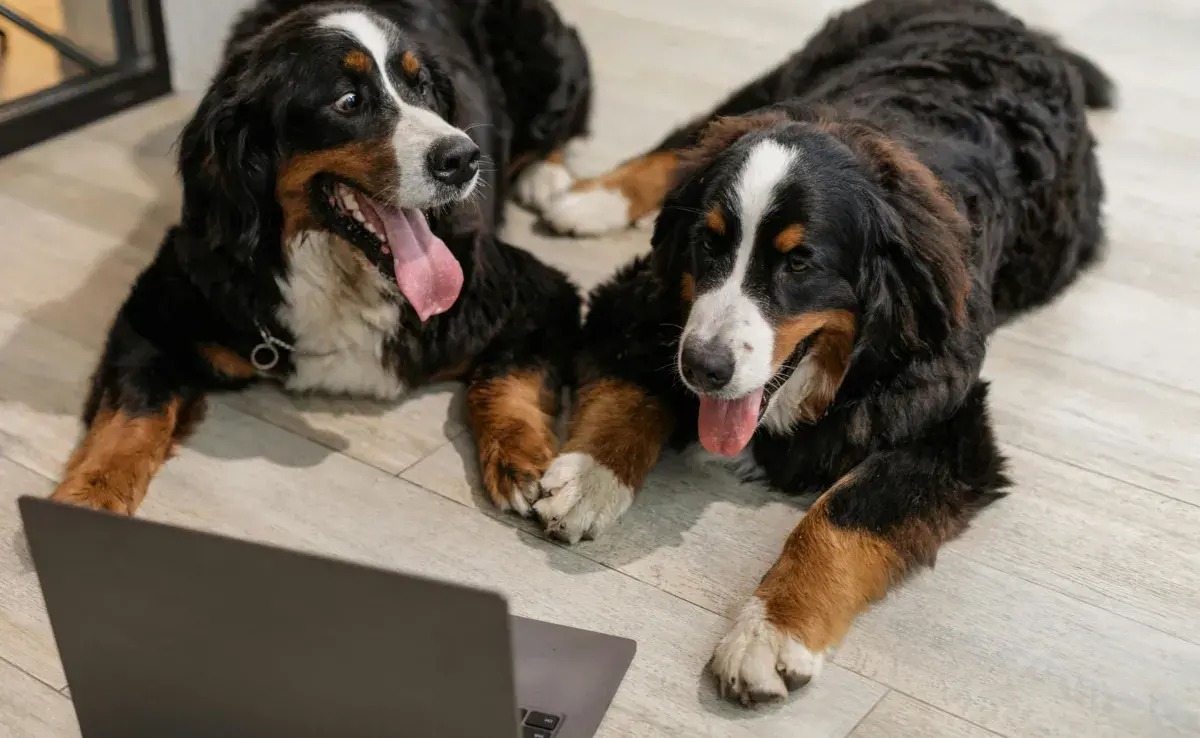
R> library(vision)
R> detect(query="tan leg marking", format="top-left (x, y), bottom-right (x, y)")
top-left (467, 369), bottom-right (558, 516)
top-left (572, 151), bottom-right (681, 222)
top-left (561, 379), bottom-right (673, 489)
top-left (756, 477), bottom-right (904, 652)
top-left (50, 400), bottom-right (182, 515)
top-left (535, 379), bottom-right (673, 542)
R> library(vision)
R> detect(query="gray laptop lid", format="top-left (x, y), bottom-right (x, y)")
top-left (20, 497), bottom-right (517, 738)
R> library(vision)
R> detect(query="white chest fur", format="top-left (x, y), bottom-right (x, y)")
top-left (276, 231), bottom-right (406, 399)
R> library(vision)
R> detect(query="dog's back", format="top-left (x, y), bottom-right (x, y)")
top-left (542, 0), bottom-right (1111, 327)
top-left (761, 0), bottom-right (1111, 321)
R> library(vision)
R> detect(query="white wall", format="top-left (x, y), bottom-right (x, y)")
top-left (162, 0), bottom-right (254, 91)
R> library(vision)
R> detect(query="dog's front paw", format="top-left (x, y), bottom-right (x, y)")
top-left (534, 452), bottom-right (633, 543)
top-left (478, 439), bottom-right (553, 519)
top-left (514, 159), bottom-right (574, 211)
top-left (711, 598), bottom-right (824, 706)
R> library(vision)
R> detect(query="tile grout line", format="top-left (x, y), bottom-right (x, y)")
top-left (999, 331), bottom-right (1200, 400)
top-left (888, 688), bottom-right (1010, 738)
top-left (1, 452), bottom-right (57, 485)
top-left (393, 429), bottom-right (469, 478)
top-left (395, 475), bottom-right (746, 622)
top-left (842, 688), bottom-right (890, 737)
top-left (0, 653), bottom-right (68, 698)
top-left (946, 549), bottom-right (1200, 649)
top-left (1002, 440), bottom-right (1200, 511)
top-left (207, 397), bottom-right (408, 479)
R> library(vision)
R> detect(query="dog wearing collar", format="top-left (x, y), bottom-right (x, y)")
top-left (49, 0), bottom-right (591, 516)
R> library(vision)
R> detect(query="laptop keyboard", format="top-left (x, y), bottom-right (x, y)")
top-left (518, 708), bottom-right (563, 737)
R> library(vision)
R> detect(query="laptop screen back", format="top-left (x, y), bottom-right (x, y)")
top-left (20, 497), bottom-right (517, 738)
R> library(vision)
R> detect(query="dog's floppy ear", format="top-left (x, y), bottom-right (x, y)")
top-left (651, 112), bottom-right (788, 277)
top-left (828, 121), bottom-right (972, 350)
top-left (649, 159), bottom-right (708, 279)
top-left (177, 53), bottom-right (281, 265)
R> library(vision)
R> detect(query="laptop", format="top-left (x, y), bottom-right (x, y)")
top-left (19, 497), bottom-right (635, 738)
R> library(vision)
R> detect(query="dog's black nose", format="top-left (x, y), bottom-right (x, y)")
top-left (427, 137), bottom-right (480, 187)
top-left (680, 340), bottom-right (735, 393)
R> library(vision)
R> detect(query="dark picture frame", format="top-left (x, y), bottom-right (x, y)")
top-left (0, 0), bottom-right (172, 158)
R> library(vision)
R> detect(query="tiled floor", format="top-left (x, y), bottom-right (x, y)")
top-left (1, 1), bottom-right (1199, 736)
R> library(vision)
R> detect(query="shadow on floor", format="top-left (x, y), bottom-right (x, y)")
top-left (434, 429), bottom-right (807, 572)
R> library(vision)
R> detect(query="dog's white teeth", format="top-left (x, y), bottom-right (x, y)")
top-left (364, 222), bottom-right (379, 236)
top-left (336, 186), bottom-right (359, 214)
top-left (352, 210), bottom-right (366, 223)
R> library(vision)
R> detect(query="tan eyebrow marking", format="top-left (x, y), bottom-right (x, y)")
top-left (775, 223), bottom-right (806, 253)
top-left (705, 207), bottom-right (726, 235)
top-left (343, 50), bottom-right (371, 72)
top-left (400, 50), bottom-right (420, 78)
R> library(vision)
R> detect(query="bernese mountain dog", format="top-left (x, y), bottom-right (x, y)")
top-left (48, 0), bottom-right (593, 516)
top-left (523, 0), bottom-right (1113, 704)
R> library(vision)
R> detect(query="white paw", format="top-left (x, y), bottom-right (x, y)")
top-left (534, 452), bottom-right (633, 543)
top-left (542, 188), bottom-right (631, 236)
top-left (711, 598), bottom-right (824, 705)
top-left (514, 160), bottom-right (574, 211)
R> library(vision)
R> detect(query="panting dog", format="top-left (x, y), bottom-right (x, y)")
top-left (525, 0), bottom-right (1112, 704)
top-left (49, 0), bottom-right (593, 516)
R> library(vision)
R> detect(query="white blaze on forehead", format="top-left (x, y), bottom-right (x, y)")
top-left (680, 139), bottom-right (797, 399)
top-left (317, 10), bottom-right (477, 207)
top-left (319, 10), bottom-right (404, 105)
top-left (732, 139), bottom-right (796, 283)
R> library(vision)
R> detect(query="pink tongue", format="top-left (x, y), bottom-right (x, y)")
top-left (698, 387), bottom-right (764, 457)
top-left (375, 203), bottom-right (463, 322)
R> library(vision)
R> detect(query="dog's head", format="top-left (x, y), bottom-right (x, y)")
top-left (653, 113), bottom-right (971, 455)
top-left (178, 6), bottom-right (478, 321)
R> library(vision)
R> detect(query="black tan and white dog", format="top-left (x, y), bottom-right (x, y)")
top-left (49, 0), bottom-right (593, 516)
top-left (524, 0), bottom-right (1112, 703)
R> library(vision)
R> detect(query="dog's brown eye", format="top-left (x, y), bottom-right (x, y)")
top-left (788, 252), bottom-right (808, 273)
top-left (333, 92), bottom-right (360, 113)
